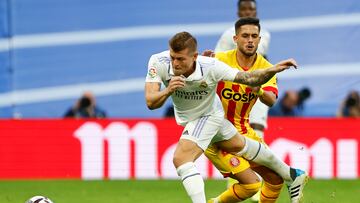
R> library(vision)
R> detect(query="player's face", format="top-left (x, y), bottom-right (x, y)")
top-left (170, 48), bottom-right (198, 76)
top-left (237, 1), bottom-right (257, 18)
top-left (233, 25), bottom-right (260, 57)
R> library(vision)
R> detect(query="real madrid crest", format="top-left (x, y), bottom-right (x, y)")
top-left (199, 80), bottom-right (208, 88)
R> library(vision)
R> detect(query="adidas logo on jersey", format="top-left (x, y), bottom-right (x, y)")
top-left (183, 130), bottom-right (189, 135)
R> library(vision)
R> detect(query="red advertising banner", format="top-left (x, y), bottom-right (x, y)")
top-left (0, 118), bottom-right (359, 179)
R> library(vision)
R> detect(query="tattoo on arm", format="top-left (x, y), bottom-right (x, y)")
top-left (234, 69), bottom-right (276, 86)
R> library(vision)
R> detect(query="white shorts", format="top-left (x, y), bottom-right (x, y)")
top-left (180, 115), bottom-right (238, 150)
top-left (249, 100), bottom-right (269, 128)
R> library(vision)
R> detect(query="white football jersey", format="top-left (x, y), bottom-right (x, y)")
top-left (145, 51), bottom-right (239, 125)
top-left (214, 26), bottom-right (271, 56)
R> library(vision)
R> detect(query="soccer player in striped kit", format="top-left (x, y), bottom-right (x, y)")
top-left (205, 18), bottom-right (307, 203)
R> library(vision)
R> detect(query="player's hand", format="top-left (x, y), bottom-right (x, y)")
top-left (274, 58), bottom-right (298, 72)
top-left (202, 49), bottom-right (215, 57)
top-left (166, 76), bottom-right (185, 94)
top-left (251, 86), bottom-right (265, 96)
top-left (251, 86), bottom-right (261, 92)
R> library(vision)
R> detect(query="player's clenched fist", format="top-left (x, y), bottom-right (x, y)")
top-left (166, 76), bottom-right (185, 94)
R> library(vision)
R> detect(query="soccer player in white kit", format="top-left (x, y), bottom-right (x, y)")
top-left (145, 32), bottom-right (307, 203)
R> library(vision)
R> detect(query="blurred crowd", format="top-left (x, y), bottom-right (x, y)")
top-left (63, 89), bottom-right (359, 119)
top-left (164, 88), bottom-right (360, 118)
top-left (337, 90), bottom-right (360, 118)
top-left (269, 87), bottom-right (311, 117)
top-left (64, 91), bottom-right (107, 119)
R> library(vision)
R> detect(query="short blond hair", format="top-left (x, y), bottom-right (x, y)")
top-left (169, 31), bottom-right (197, 53)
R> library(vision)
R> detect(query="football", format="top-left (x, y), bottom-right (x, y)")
top-left (25, 196), bottom-right (54, 203)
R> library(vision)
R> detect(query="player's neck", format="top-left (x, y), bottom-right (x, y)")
top-left (236, 51), bottom-right (257, 70)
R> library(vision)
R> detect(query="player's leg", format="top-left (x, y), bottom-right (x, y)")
top-left (215, 127), bottom-right (300, 183)
top-left (252, 164), bottom-right (284, 203)
top-left (215, 119), bottom-right (308, 203)
top-left (205, 145), bottom-right (261, 203)
top-left (247, 146), bottom-right (308, 203)
top-left (175, 115), bottom-right (224, 203)
top-left (249, 101), bottom-right (269, 202)
top-left (213, 174), bottom-right (261, 203)
top-left (205, 144), bottom-right (283, 203)
top-left (174, 139), bottom-right (205, 203)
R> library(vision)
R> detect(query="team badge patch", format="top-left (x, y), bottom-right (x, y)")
top-left (148, 67), bottom-right (157, 78)
top-left (199, 81), bottom-right (208, 88)
top-left (230, 157), bottom-right (240, 167)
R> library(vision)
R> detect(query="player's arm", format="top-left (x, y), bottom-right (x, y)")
top-left (145, 76), bottom-right (185, 110)
top-left (233, 58), bottom-right (297, 87)
top-left (256, 88), bottom-right (277, 107)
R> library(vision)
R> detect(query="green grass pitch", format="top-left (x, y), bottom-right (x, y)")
top-left (0, 179), bottom-right (359, 203)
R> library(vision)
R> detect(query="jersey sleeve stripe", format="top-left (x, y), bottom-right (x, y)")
top-left (262, 86), bottom-right (278, 97)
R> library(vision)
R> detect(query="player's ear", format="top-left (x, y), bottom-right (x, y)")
top-left (233, 35), bottom-right (238, 43)
top-left (193, 52), bottom-right (198, 61)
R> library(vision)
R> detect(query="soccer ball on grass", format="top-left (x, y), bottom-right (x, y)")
top-left (25, 196), bottom-right (54, 203)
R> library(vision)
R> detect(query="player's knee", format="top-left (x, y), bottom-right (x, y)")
top-left (228, 142), bottom-right (244, 152)
top-left (229, 134), bottom-right (246, 152)
top-left (264, 173), bottom-right (284, 185)
top-left (233, 182), bottom-right (262, 199)
top-left (234, 143), bottom-right (244, 152)
top-left (173, 154), bottom-right (184, 168)
top-left (173, 152), bottom-right (193, 168)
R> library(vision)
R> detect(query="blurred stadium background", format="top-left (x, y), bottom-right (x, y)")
top-left (0, 0), bottom-right (360, 202)
top-left (0, 0), bottom-right (359, 118)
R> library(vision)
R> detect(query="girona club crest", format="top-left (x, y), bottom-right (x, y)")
top-left (230, 157), bottom-right (240, 167)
